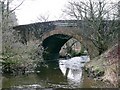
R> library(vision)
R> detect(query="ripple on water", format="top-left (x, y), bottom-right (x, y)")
top-left (13, 84), bottom-right (42, 89)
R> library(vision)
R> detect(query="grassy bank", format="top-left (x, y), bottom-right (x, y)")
top-left (85, 44), bottom-right (119, 88)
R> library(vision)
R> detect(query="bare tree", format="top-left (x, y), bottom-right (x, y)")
top-left (64, 0), bottom-right (119, 55)
top-left (1, 0), bottom-right (25, 31)
top-left (37, 14), bottom-right (49, 22)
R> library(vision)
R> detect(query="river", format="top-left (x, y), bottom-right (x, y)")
top-left (1, 56), bottom-right (106, 90)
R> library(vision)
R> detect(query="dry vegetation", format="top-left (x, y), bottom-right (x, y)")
top-left (85, 44), bottom-right (119, 87)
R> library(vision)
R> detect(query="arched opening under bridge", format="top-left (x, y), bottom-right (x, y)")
top-left (42, 34), bottom-right (88, 61)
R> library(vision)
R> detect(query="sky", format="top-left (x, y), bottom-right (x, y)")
top-left (14, 0), bottom-right (70, 25)
top-left (12, 0), bottom-right (119, 25)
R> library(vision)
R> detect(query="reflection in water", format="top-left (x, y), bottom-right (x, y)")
top-left (2, 56), bottom-right (102, 90)
top-left (59, 56), bottom-right (90, 86)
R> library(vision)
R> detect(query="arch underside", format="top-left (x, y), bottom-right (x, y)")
top-left (42, 34), bottom-right (72, 60)
top-left (42, 27), bottom-right (99, 61)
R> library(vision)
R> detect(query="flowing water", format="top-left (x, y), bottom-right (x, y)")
top-left (1, 56), bottom-right (106, 90)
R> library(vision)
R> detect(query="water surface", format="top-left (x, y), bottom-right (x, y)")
top-left (1, 57), bottom-right (108, 89)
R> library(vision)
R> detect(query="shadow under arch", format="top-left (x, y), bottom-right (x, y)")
top-left (42, 32), bottom-right (87, 59)
top-left (42, 33), bottom-right (84, 68)
top-left (42, 34), bottom-right (72, 60)
top-left (41, 27), bottom-right (99, 66)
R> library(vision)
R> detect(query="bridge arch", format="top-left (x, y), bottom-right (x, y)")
top-left (41, 27), bottom-right (98, 60)
top-left (13, 20), bottom-right (99, 60)
top-left (41, 26), bottom-right (83, 42)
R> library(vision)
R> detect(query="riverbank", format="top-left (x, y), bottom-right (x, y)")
top-left (85, 44), bottom-right (119, 88)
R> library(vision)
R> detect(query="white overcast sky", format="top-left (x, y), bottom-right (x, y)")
top-left (13, 0), bottom-right (119, 25)
top-left (14, 0), bottom-right (70, 25)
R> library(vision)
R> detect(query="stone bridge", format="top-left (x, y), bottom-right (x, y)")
top-left (13, 20), bottom-right (99, 60)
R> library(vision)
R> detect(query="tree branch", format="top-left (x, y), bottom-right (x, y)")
top-left (9, 0), bottom-right (25, 13)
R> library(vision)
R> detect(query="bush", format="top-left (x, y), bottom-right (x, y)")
top-left (2, 29), bottom-right (44, 74)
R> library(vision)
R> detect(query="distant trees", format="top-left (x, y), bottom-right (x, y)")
top-left (37, 14), bottom-right (49, 22)
top-left (64, 0), bottom-right (119, 55)
top-left (60, 38), bottom-right (87, 58)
